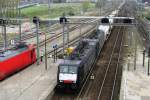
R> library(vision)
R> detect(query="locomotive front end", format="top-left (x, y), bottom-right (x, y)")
top-left (57, 64), bottom-right (79, 90)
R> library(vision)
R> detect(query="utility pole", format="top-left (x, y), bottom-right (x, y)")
top-left (43, 0), bottom-right (52, 69)
top-left (1, 1), bottom-right (7, 51)
top-left (19, 7), bottom-right (22, 41)
top-left (63, 22), bottom-right (65, 54)
top-left (48, 0), bottom-right (51, 18)
top-left (134, 32), bottom-right (137, 70)
top-left (67, 24), bottom-right (69, 48)
top-left (44, 30), bottom-right (47, 69)
top-left (2, 20), bottom-right (7, 51)
top-left (148, 47), bottom-right (150, 75)
top-left (99, 0), bottom-right (102, 16)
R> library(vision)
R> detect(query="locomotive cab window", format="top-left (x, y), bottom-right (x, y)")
top-left (59, 65), bottom-right (77, 74)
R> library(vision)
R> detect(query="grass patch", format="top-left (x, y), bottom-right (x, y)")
top-left (142, 7), bottom-right (150, 20)
top-left (21, 3), bottom-right (95, 19)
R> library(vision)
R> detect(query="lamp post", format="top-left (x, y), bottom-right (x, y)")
top-left (44, 31), bottom-right (47, 69)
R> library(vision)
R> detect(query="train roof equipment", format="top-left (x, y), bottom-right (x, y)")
top-left (68, 40), bottom-right (89, 60)
top-left (0, 43), bottom-right (30, 61)
top-left (65, 47), bottom-right (75, 55)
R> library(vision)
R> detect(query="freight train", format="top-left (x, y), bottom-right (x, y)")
top-left (56, 10), bottom-right (120, 90)
top-left (57, 30), bottom-right (105, 90)
top-left (0, 43), bottom-right (36, 81)
top-left (98, 10), bottom-right (118, 40)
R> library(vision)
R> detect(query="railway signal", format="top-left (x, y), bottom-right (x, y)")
top-left (59, 16), bottom-right (69, 55)
top-left (59, 17), bottom-right (67, 24)
top-left (101, 18), bottom-right (109, 23)
top-left (33, 16), bottom-right (40, 65)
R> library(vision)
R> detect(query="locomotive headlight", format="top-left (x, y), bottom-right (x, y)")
top-left (59, 80), bottom-right (63, 82)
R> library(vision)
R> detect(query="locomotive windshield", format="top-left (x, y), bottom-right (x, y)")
top-left (59, 65), bottom-right (77, 74)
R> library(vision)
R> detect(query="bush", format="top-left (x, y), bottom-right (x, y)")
top-left (68, 11), bottom-right (75, 16)
top-left (146, 16), bottom-right (150, 20)
top-left (82, 1), bottom-right (90, 12)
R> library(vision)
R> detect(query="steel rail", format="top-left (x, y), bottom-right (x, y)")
top-left (97, 26), bottom-right (122, 100)
top-left (110, 27), bottom-right (124, 100)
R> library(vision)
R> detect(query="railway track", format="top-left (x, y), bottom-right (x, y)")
top-left (38, 18), bottom-right (98, 47)
top-left (0, 18), bottom-right (94, 48)
top-left (0, 2), bottom-right (115, 49)
top-left (21, 19), bottom-right (86, 41)
top-left (75, 25), bottom-right (125, 100)
top-left (97, 27), bottom-right (124, 100)
top-left (80, 8), bottom-right (127, 100)
top-left (76, 6), bottom-right (126, 100)
top-left (50, 4), bottom-right (127, 100)
top-left (50, 25), bottom-right (125, 100)
top-left (50, 26), bottom-right (97, 100)
top-left (47, 25), bottom-right (97, 56)
top-left (0, 18), bottom-right (96, 50)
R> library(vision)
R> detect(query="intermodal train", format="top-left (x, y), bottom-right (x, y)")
top-left (99, 10), bottom-right (118, 40)
top-left (56, 10), bottom-right (118, 90)
top-left (0, 43), bottom-right (36, 81)
top-left (57, 31), bottom-right (105, 90)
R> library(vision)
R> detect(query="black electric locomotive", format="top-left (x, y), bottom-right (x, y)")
top-left (56, 31), bottom-right (105, 90)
